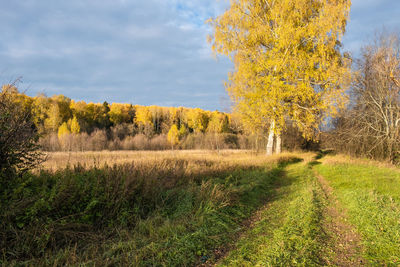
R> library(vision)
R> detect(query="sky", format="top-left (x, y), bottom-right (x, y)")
top-left (1, 0), bottom-right (399, 111)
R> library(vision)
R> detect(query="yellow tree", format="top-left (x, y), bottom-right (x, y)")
top-left (44, 103), bottom-right (62, 132)
top-left (32, 94), bottom-right (51, 134)
top-left (58, 122), bottom-right (70, 138)
top-left (69, 116), bottom-right (81, 134)
top-left (167, 124), bottom-right (180, 149)
top-left (135, 106), bottom-right (154, 137)
top-left (57, 122), bottom-right (71, 151)
top-left (70, 100), bottom-right (88, 130)
top-left (135, 106), bottom-right (153, 126)
top-left (109, 103), bottom-right (126, 125)
top-left (207, 111), bottom-right (230, 134)
top-left (186, 108), bottom-right (209, 133)
top-left (209, 0), bottom-right (351, 154)
top-left (178, 124), bottom-right (188, 138)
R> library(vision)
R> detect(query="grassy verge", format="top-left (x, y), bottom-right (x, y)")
top-left (314, 162), bottom-right (400, 265)
top-left (0, 153), bottom-right (300, 266)
top-left (218, 162), bottom-right (328, 266)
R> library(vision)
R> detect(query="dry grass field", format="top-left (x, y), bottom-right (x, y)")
top-left (320, 153), bottom-right (400, 171)
top-left (40, 149), bottom-right (312, 171)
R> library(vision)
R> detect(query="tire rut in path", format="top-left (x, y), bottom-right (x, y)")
top-left (198, 200), bottom-right (275, 267)
top-left (198, 166), bottom-right (292, 267)
top-left (314, 170), bottom-right (366, 266)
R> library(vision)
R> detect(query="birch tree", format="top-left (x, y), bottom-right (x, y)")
top-left (209, 0), bottom-right (351, 154)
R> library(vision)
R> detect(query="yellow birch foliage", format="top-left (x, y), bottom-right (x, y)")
top-left (179, 124), bottom-right (188, 138)
top-left (186, 108), bottom-right (209, 133)
top-left (109, 103), bottom-right (132, 125)
top-left (45, 104), bottom-right (62, 132)
top-left (135, 106), bottom-right (153, 127)
top-left (58, 122), bottom-right (70, 138)
top-left (209, 0), bottom-right (351, 136)
top-left (207, 111), bottom-right (230, 133)
top-left (167, 124), bottom-right (180, 147)
top-left (70, 116), bottom-right (80, 134)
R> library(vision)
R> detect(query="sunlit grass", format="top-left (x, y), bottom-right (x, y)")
top-left (315, 159), bottom-right (400, 265)
top-left (1, 150), bottom-right (303, 266)
top-left (4, 151), bottom-right (400, 266)
top-left (219, 162), bottom-right (328, 266)
top-left (40, 150), bottom-right (305, 171)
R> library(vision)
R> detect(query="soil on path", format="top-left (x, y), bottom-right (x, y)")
top-left (198, 169), bottom-right (289, 266)
top-left (314, 170), bottom-right (366, 266)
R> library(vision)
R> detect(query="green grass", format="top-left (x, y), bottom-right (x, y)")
top-left (314, 162), bottom-right (400, 265)
top-left (219, 163), bottom-right (329, 266)
top-left (3, 152), bottom-right (400, 266)
top-left (0, 156), bottom-right (301, 266)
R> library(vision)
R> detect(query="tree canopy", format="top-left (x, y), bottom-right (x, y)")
top-left (209, 0), bottom-right (351, 153)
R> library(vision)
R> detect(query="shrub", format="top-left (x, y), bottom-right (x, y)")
top-left (132, 134), bottom-right (150, 150)
top-left (88, 129), bottom-right (108, 151)
top-left (0, 85), bottom-right (43, 181)
top-left (150, 134), bottom-right (168, 150)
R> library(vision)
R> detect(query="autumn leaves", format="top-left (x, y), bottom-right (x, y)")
top-left (209, 0), bottom-right (351, 154)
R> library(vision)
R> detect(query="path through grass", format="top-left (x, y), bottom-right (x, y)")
top-left (3, 151), bottom-right (400, 266)
top-left (216, 156), bottom-right (370, 266)
top-left (217, 161), bottom-right (329, 266)
top-left (314, 161), bottom-right (400, 265)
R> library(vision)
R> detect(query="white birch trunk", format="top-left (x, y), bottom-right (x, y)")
top-left (275, 133), bottom-right (281, 154)
top-left (266, 121), bottom-right (275, 155)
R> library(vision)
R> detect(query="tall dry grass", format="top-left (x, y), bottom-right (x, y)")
top-left (320, 153), bottom-right (400, 171)
top-left (40, 150), bottom-right (307, 172)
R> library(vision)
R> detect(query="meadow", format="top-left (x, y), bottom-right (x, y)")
top-left (40, 150), bottom-right (259, 170)
top-left (1, 150), bottom-right (400, 266)
top-left (1, 150), bottom-right (303, 266)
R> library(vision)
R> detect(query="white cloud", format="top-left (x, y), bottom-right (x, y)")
top-left (0, 0), bottom-right (232, 110)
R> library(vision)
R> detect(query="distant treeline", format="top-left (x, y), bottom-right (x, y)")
top-left (6, 86), bottom-right (231, 135)
top-left (2, 84), bottom-right (309, 151)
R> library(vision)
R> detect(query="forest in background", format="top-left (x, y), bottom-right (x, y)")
top-left (2, 28), bottom-right (400, 164)
top-left (1, 85), bottom-right (309, 152)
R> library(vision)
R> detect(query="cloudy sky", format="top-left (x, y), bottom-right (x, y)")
top-left (1, 1), bottom-right (399, 111)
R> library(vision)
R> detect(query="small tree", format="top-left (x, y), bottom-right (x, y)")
top-left (178, 124), bottom-right (188, 139)
top-left (70, 116), bottom-right (81, 134)
top-left (0, 84), bottom-right (43, 180)
top-left (167, 124), bottom-right (180, 149)
top-left (58, 122), bottom-right (70, 138)
top-left (58, 122), bottom-right (71, 151)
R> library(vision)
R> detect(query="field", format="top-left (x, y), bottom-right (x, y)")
top-left (40, 150), bottom-right (261, 170)
top-left (1, 150), bottom-right (400, 266)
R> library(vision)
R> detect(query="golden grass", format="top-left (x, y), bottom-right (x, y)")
top-left (39, 150), bottom-right (312, 172)
top-left (320, 154), bottom-right (399, 170)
